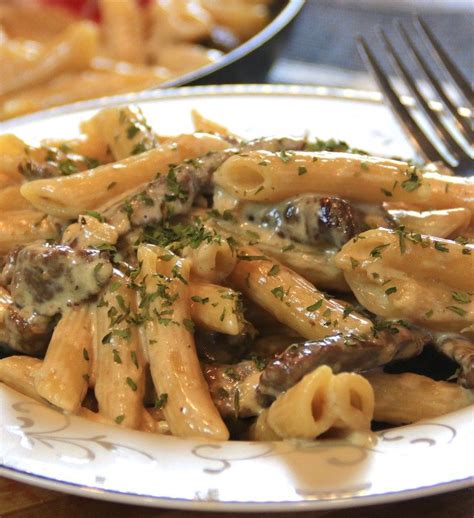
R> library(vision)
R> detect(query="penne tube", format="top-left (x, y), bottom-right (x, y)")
top-left (99, 0), bottom-right (144, 64)
top-left (82, 106), bottom-right (157, 160)
top-left (153, 44), bottom-right (221, 76)
top-left (189, 282), bottom-right (245, 335)
top-left (0, 21), bottom-right (98, 96)
top-left (191, 109), bottom-right (236, 137)
top-left (137, 244), bottom-right (229, 440)
top-left (0, 134), bottom-right (29, 182)
top-left (42, 136), bottom-right (112, 164)
top-left (21, 133), bottom-right (230, 218)
top-left (0, 68), bottom-right (171, 121)
top-left (200, 0), bottom-right (268, 41)
top-left (365, 371), bottom-right (474, 424)
top-left (0, 210), bottom-right (59, 255)
top-left (184, 239), bottom-right (237, 283)
top-left (0, 185), bottom-right (33, 210)
top-left (94, 276), bottom-right (146, 429)
top-left (0, 356), bottom-right (42, 402)
top-left (389, 207), bottom-right (471, 239)
top-left (34, 306), bottom-right (92, 413)
top-left (214, 151), bottom-right (474, 219)
top-left (251, 366), bottom-right (374, 440)
top-left (208, 216), bottom-right (348, 291)
top-left (229, 246), bottom-right (373, 340)
top-left (336, 228), bottom-right (474, 332)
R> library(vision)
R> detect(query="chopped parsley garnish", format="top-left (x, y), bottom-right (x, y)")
top-left (237, 254), bottom-right (268, 261)
top-left (127, 123), bottom-right (140, 139)
top-left (112, 349), bottom-right (122, 364)
top-left (279, 149), bottom-right (292, 163)
top-left (350, 257), bottom-right (359, 269)
top-left (183, 319), bottom-right (195, 332)
top-left (85, 210), bottom-right (104, 222)
top-left (306, 299), bottom-right (323, 312)
top-left (370, 244), bottom-right (390, 258)
top-left (401, 167), bottom-right (421, 192)
top-left (298, 166), bottom-right (307, 175)
top-left (267, 264), bottom-right (280, 276)
top-left (446, 306), bottom-right (467, 317)
top-left (126, 377), bottom-right (138, 391)
top-left (452, 291), bottom-right (471, 304)
top-left (342, 306), bottom-right (355, 319)
top-left (434, 242), bottom-right (449, 253)
top-left (271, 286), bottom-right (285, 300)
top-left (155, 393), bottom-right (168, 409)
top-left (281, 244), bottom-right (295, 252)
top-left (115, 415), bottom-right (125, 424)
top-left (131, 141), bottom-right (147, 155)
top-left (191, 295), bottom-right (209, 304)
top-left (58, 159), bottom-right (78, 176)
top-left (130, 351), bottom-right (139, 368)
top-left (385, 286), bottom-right (397, 296)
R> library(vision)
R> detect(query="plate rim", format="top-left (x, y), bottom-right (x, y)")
top-left (1, 463), bottom-right (472, 512)
top-left (1, 86), bottom-right (472, 511)
top-left (0, 84), bottom-right (385, 131)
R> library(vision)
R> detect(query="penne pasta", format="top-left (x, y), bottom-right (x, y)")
top-left (184, 238), bottom-right (237, 283)
top-left (214, 151), bottom-right (474, 219)
top-left (389, 207), bottom-right (471, 239)
top-left (0, 21), bottom-right (98, 97)
top-left (1, 103), bottom-right (472, 447)
top-left (365, 371), bottom-right (474, 424)
top-left (21, 133), bottom-right (231, 218)
top-left (229, 246), bottom-right (373, 340)
top-left (251, 366), bottom-right (374, 440)
top-left (0, 356), bottom-right (42, 402)
top-left (137, 244), bottom-right (229, 440)
top-left (336, 228), bottom-right (474, 331)
top-left (0, 210), bottom-right (59, 255)
top-left (34, 306), bottom-right (92, 413)
top-left (82, 106), bottom-right (158, 161)
top-left (99, 0), bottom-right (144, 64)
top-left (94, 276), bottom-right (146, 429)
top-left (189, 282), bottom-right (245, 335)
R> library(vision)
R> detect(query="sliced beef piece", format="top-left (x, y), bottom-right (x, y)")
top-left (202, 360), bottom-right (263, 418)
top-left (7, 242), bottom-right (112, 316)
top-left (242, 195), bottom-right (366, 248)
top-left (0, 305), bottom-right (55, 356)
top-left (102, 137), bottom-right (307, 233)
top-left (257, 324), bottom-right (430, 406)
top-left (434, 334), bottom-right (474, 388)
top-left (195, 326), bottom-right (255, 364)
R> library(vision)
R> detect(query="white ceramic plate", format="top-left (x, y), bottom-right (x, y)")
top-left (0, 85), bottom-right (473, 511)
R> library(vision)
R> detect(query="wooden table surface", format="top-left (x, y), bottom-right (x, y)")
top-left (1, 477), bottom-right (472, 518)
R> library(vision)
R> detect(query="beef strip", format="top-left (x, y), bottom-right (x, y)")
top-left (7, 242), bottom-right (112, 316)
top-left (0, 305), bottom-right (55, 356)
top-left (241, 195), bottom-right (367, 248)
top-left (202, 360), bottom-right (263, 418)
top-left (433, 334), bottom-right (474, 388)
top-left (195, 326), bottom-right (255, 364)
top-left (257, 324), bottom-right (430, 406)
top-left (102, 137), bottom-right (308, 234)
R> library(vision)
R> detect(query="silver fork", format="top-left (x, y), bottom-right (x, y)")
top-left (357, 16), bottom-right (473, 176)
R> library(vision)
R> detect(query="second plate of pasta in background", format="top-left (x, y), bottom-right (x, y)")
top-left (0, 0), bottom-right (304, 121)
top-left (0, 85), bottom-right (473, 511)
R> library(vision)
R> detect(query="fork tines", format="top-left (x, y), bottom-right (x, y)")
top-left (357, 16), bottom-right (473, 174)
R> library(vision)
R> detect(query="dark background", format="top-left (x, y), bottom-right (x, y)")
top-left (267, 0), bottom-right (473, 88)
